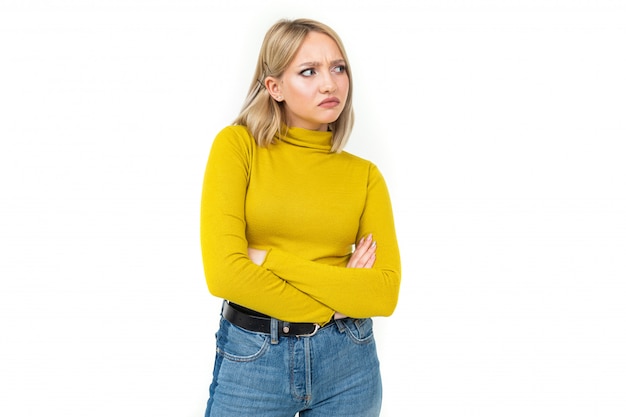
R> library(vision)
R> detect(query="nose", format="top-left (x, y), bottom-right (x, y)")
top-left (320, 70), bottom-right (337, 94)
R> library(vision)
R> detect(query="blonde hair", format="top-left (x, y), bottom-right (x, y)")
top-left (234, 18), bottom-right (354, 153)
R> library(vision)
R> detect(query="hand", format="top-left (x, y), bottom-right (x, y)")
top-left (346, 233), bottom-right (376, 269)
top-left (335, 234), bottom-right (376, 319)
top-left (247, 247), bottom-right (267, 266)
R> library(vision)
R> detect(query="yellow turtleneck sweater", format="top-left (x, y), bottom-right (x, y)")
top-left (200, 125), bottom-right (401, 325)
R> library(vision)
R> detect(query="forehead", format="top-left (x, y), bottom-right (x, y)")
top-left (292, 31), bottom-right (343, 63)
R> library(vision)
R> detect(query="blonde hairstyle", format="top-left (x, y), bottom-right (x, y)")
top-left (234, 18), bottom-right (354, 153)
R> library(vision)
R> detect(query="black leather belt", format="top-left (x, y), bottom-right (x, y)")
top-left (222, 301), bottom-right (322, 337)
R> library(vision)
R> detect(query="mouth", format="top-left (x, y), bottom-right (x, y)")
top-left (318, 97), bottom-right (341, 108)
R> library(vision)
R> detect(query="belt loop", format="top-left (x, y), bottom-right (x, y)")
top-left (270, 317), bottom-right (279, 344)
top-left (335, 317), bottom-right (347, 333)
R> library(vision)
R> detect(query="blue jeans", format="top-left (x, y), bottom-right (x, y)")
top-left (205, 313), bottom-right (382, 416)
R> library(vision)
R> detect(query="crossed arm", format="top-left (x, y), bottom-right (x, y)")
top-left (248, 233), bottom-right (378, 320)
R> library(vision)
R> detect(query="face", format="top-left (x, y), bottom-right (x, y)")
top-left (266, 31), bottom-right (350, 132)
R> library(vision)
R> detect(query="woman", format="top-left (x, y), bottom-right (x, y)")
top-left (200, 18), bottom-right (401, 417)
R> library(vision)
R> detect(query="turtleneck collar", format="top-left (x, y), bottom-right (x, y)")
top-left (276, 125), bottom-right (333, 152)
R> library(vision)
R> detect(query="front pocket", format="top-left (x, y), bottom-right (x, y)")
top-left (215, 317), bottom-right (270, 362)
top-left (342, 318), bottom-right (375, 345)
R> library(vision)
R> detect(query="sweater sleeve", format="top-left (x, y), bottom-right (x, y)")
top-left (262, 163), bottom-right (401, 318)
top-left (200, 127), bottom-right (335, 324)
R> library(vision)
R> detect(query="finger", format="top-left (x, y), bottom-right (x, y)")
top-left (361, 238), bottom-right (376, 256)
top-left (348, 240), bottom-right (371, 266)
top-left (347, 234), bottom-right (376, 268)
top-left (358, 247), bottom-right (376, 268)
top-left (347, 251), bottom-right (367, 268)
top-left (348, 239), bottom-right (376, 268)
top-left (363, 253), bottom-right (376, 268)
top-left (355, 234), bottom-right (373, 253)
top-left (347, 239), bottom-right (367, 268)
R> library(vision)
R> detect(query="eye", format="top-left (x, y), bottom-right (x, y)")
top-left (332, 65), bottom-right (346, 73)
top-left (300, 68), bottom-right (316, 77)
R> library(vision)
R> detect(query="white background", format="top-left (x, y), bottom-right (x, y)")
top-left (1, 1), bottom-right (625, 416)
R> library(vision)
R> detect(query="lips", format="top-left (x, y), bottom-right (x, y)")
top-left (318, 97), bottom-right (340, 108)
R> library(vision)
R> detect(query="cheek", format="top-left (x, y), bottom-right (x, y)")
top-left (286, 82), bottom-right (313, 101)
top-left (339, 76), bottom-right (350, 94)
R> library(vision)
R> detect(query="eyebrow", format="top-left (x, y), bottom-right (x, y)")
top-left (297, 59), bottom-right (346, 68)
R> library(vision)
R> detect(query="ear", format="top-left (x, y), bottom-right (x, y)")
top-left (264, 76), bottom-right (283, 102)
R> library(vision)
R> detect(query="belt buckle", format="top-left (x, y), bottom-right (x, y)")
top-left (300, 323), bottom-right (320, 337)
